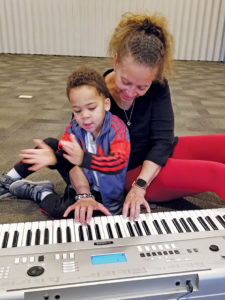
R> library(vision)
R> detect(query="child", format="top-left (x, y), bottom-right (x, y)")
top-left (0, 67), bottom-right (130, 224)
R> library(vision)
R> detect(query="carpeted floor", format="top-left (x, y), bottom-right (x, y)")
top-left (0, 54), bottom-right (225, 224)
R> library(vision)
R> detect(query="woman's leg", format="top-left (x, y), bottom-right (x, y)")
top-left (126, 134), bottom-right (225, 202)
top-left (171, 134), bottom-right (225, 163)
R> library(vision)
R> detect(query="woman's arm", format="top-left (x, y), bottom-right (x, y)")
top-left (122, 160), bottom-right (161, 220)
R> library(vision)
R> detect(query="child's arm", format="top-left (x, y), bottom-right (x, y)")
top-left (63, 166), bottom-right (111, 225)
top-left (19, 139), bottom-right (57, 171)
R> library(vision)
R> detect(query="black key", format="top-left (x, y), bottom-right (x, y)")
top-left (26, 229), bottom-right (32, 246)
top-left (35, 229), bottom-right (41, 245)
top-left (115, 222), bottom-right (123, 238)
top-left (2, 232), bottom-right (9, 248)
top-left (87, 225), bottom-right (93, 240)
top-left (134, 221), bottom-right (143, 236)
top-left (44, 228), bottom-right (49, 244)
top-left (106, 223), bottom-right (114, 239)
top-left (187, 217), bottom-right (199, 232)
top-left (205, 216), bottom-right (218, 230)
top-left (57, 227), bottom-right (62, 243)
top-left (161, 219), bottom-right (172, 234)
top-left (216, 215), bottom-right (225, 228)
top-left (172, 218), bottom-right (183, 233)
top-left (12, 230), bottom-right (19, 247)
top-left (197, 217), bottom-right (210, 231)
top-left (66, 226), bottom-right (71, 242)
top-left (179, 218), bottom-right (191, 232)
top-left (95, 224), bottom-right (101, 240)
top-left (142, 220), bottom-right (151, 235)
top-left (78, 226), bottom-right (84, 241)
top-left (126, 222), bottom-right (135, 237)
top-left (153, 220), bottom-right (163, 234)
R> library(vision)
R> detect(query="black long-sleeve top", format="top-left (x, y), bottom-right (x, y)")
top-left (104, 69), bottom-right (178, 171)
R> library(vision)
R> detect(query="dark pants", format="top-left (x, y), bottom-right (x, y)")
top-left (14, 138), bottom-right (77, 219)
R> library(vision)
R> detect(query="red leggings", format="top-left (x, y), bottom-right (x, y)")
top-left (125, 134), bottom-right (225, 202)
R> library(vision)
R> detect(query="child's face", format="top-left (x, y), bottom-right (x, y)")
top-left (69, 85), bottom-right (110, 139)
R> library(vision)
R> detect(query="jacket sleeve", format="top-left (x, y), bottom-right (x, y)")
top-left (145, 79), bottom-right (175, 166)
top-left (49, 119), bottom-right (74, 169)
top-left (81, 116), bottom-right (130, 174)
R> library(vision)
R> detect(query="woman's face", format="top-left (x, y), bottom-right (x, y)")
top-left (114, 53), bottom-right (158, 103)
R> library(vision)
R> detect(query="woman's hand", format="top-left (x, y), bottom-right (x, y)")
top-left (63, 197), bottom-right (112, 225)
top-left (61, 134), bottom-right (84, 166)
top-left (19, 139), bottom-right (57, 171)
top-left (122, 186), bottom-right (150, 220)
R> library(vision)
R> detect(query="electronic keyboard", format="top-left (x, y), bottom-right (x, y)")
top-left (0, 208), bottom-right (225, 299)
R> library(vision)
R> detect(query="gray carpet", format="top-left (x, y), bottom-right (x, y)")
top-left (0, 54), bottom-right (225, 224)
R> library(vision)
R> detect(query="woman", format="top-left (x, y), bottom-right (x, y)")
top-left (103, 12), bottom-right (225, 220)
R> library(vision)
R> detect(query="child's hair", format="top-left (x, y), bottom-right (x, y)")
top-left (108, 12), bottom-right (174, 82)
top-left (67, 66), bottom-right (110, 99)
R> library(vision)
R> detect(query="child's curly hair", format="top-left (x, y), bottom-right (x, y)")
top-left (108, 12), bottom-right (174, 82)
top-left (67, 66), bottom-right (110, 99)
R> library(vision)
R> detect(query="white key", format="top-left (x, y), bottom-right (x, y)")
top-left (118, 215), bottom-right (131, 237)
top-left (38, 221), bottom-right (47, 245)
top-left (66, 219), bottom-right (75, 242)
top-left (93, 216), bottom-right (105, 240)
top-left (7, 223), bottom-right (17, 248)
top-left (0, 224), bottom-right (10, 248)
top-left (74, 221), bottom-right (81, 241)
top-left (127, 220), bottom-right (139, 237)
top-left (183, 210), bottom-right (203, 232)
top-left (89, 218), bottom-right (97, 240)
top-left (201, 209), bottom-right (220, 230)
top-left (160, 212), bottom-right (177, 234)
top-left (139, 214), bottom-right (155, 235)
top-left (212, 209), bottom-right (225, 228)
top-left (60, 219), bottom-right (67, 243)
top-left (16, 222), bottom-right (24, 247)
top-left (151, 213), bottom-right (167, 234)
top-left (205, 209), bottom-right (224, 230)
top-left (22, 222), bottom-right (32, 247)
top-left (113, 215), bottom-right (127, 237)
top-left (169, 211), bottom-right (186, 232)
top-left (45, 220), bottom-right (53, 244)
top-left (82, 225), bottom-right (89, 241)
top-left (107, 216), bottom-right (118, 239)
top-left (31, 222), bottom-right (39, 246)
top-left (0, 224), bottom-right (3, 237)
top-left (192, 210), bottom-right (210, 231)
top-left (175, 211), bottom-right (194, 232)
top-left (134, 216), bottom-right (147, 236)
top-left (99, 216), bottom-right (110, 239)
top-left (145, 213), bottom-right (159, 235)
top-left (53, 220), bottom-right (60, 244)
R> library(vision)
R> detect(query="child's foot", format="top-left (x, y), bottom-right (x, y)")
top-left (9, 180), bottom-right (54, 202)
top-left (0, 174), bottom-right (17, 199)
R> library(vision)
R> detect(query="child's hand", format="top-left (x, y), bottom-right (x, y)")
top-left (19, 139), bottom-right (57, 171)
top-left (61, 134), bottom-right (84, 166)
top-left (63, 197), bottom-right (112, 225)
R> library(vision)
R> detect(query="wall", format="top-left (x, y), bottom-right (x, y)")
top-left (0, 0), bottom-right (224, 61)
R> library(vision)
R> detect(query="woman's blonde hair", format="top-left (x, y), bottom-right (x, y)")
top-left (108, 12), bottom-right (174, 82)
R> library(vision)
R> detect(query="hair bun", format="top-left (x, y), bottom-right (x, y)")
top-left (140, 19), bottom-right (165, 47)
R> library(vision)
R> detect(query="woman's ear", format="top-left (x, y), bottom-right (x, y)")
top-left (104, 98), bottom-right (111, 111)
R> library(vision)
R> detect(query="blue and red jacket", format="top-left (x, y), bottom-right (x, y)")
top-left (59, 111), bottom-right (130, 214)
